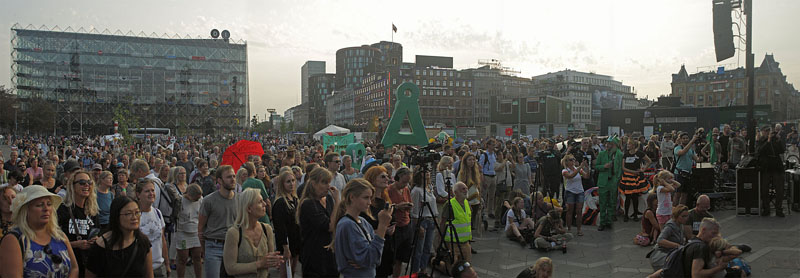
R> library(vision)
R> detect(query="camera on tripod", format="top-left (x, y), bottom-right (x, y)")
top-left (408, 143), bottom-right (442, 167)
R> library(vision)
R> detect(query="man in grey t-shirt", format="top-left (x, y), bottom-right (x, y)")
top-left (198, 165), bottom-right (237, 278)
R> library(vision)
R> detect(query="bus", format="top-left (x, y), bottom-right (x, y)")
top-left (128, 128), bottom-right (171, 139)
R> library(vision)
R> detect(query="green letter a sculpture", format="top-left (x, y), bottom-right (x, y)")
top-left (381, 82), bottom-right (429, 147)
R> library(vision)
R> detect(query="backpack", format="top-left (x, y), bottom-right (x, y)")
top-left (156, 180), bottom-right (181, 225)
top-left (661, 238), bottom-right (703, 278)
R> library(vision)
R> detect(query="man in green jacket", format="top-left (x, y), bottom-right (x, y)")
top-left (594, 136), bottom-right (623, 231)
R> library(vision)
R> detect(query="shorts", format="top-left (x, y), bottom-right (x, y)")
top-left (656, 214), bottom-right (670, 226)
top-left (174, 231), bottom-right (201, 250)
top-left (393, 225), bottom-right (414, 263)
top-left (564, 191), bottom-right (585, 204)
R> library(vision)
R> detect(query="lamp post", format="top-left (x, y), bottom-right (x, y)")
top-left (512, 99), bottom-right (521, 139)
top-left (12, 103), bottom-right (20, 135)
top-left (142, 106), bottom-right (150, 138)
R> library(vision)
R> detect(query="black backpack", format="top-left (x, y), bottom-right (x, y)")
top-left (661, 238), bottom-right (703, 278)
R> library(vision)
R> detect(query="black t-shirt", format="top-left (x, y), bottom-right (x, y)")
top-left (87, 235), bottom-right (151, 277)
top-left (682, 240), bottom-right (711, 277)
top-left (686, 209), bottom-right (713, 236)
top-left (622, 151), bottom-right (646, 170)
top-left (718, 135), bottom-right (730, 161)
top-left (57, 204), bottom-right (99, 276)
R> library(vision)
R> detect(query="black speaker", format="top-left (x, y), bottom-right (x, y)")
top-left (736, 167), bottom-right (759, 215)
top-left (712, 0), bottom-right (735, 62)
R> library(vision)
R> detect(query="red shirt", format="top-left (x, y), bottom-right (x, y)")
top-left (387, 185), bottom-right (411, 226)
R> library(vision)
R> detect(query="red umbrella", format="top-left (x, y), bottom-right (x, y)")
top-left (221, 140), bottom-right (264, 172)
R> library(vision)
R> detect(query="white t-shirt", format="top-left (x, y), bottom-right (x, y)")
top-left (505, 209), bottom-right (527, 232)
top-left (140, 207), bottom-right (166, 269)
top-left (330, 172), bottom-right (346, 199)
top-left (562, 168), bottom-right (584, 194)
top-left (656, 185), bottom-right (673, 216)
top-left (177, 196), bottom-right (202, 233)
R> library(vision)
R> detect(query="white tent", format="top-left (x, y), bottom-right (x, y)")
top-left (313, 125), bottom-right (351, 140)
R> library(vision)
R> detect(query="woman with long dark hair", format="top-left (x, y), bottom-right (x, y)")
top-left (86, 196), bottom-right (154, 277)
top-left (297, 167), bottom-right (339, 277)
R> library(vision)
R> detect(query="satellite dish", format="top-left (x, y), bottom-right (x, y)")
top-left (210, 29), bottom-right (220, 38)
top-left (221, 30), bottom-right (230, 40)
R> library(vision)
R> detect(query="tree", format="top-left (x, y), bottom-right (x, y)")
top-left (0, 86), bottom-right (16, 132)
top-left (24, 98), bottom-right (55, 134)
top-left (113, 104), bottom-right (139, 145)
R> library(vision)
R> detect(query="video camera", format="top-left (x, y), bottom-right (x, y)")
top-left (408, 143), bottom-right (442, 166)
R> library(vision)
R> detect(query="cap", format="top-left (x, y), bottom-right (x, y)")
top-left (92, 164), bottom-right (102, 170)
top-left (63, 159), bottom-right (81, 172)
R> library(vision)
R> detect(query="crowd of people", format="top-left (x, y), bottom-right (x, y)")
top-left (0, 122), bottom-right (794, 277)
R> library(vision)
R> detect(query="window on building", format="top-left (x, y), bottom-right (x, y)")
top-left (422, 90), bottom-right (427, 96)
top-left (423, 80), bottom-right (427, 85)
top-left (436, 71), bottom-right (440, 76)
top-left (423, 70), bottom-right (427, 76)
top-left (500, 101), bottom-right (512, 114)
top-left (436, 80), bottom-right (440, 86)
top-left (526, 100), bottom-right (539, 113)
top-left (415, 80), bottom-right (420, 85)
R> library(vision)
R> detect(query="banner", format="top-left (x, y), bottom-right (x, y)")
top-left (323, 134), bottom-right (355, 153)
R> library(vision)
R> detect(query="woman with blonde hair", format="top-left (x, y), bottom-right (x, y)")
top-left (0, 185), bottom-right (79, 278)
top-left (272, 170), bottom-right (301, 277)
top-left (167, 166), bottom-right (188, 195)
top-left (57, 169), bottom-right (99, 277)
top-left (457, 152), bottom-right (482, 233)
top-left (561, 154), bottom-right (589, 236)
top-left (329, 179), bottom-right (392, 277)
top-left (235, 167), bottom-right (248, 194)
top-left (223, 188), bottom-right (283, 278)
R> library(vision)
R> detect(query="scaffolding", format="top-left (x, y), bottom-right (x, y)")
top-left (10, 23), bottom-right (249, 135)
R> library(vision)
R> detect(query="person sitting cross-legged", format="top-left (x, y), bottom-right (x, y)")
top-left (505, 197), bottom-right (535, 246)
top-left (533, 210), bottom-right (573, 252)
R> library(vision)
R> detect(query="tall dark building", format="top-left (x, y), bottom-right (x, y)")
top-left (307, 73), bottom-right (335, 131)
top-left (335, 45), bottom-right (382, 90)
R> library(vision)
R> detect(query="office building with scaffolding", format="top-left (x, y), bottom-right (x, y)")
top-left (10, 23), bottom-right (249, 135)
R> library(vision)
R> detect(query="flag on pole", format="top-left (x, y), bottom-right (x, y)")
top-left (392, 23), bottom-right (397, 33)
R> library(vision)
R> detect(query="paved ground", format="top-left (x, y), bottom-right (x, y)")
top-left (467, 208), bottom-right (800, 278)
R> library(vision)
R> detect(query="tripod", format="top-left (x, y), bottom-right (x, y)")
top-left (403, 163), bottom-right (449, 277)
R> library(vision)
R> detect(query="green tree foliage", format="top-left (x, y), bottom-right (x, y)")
top-left (0, 86), bottom-right (15, 132)
top-left (113, 104), bottom-right (139, 145)
top-left (24, 98), bottom-right (56, 134)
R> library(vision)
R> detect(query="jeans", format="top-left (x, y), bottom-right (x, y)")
top-left (203, 240), bottom-right (224, 278)
top-left (411, 218), bottom-right (436, 273)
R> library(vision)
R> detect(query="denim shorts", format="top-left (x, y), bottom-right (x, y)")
top-left (565, 191), bottom-right (585, 204)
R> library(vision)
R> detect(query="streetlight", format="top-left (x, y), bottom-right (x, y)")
top-left (142, 106), bottom-right (150, 138)
top-left (12, 103), bottom-right (20, 135)
top-left (512, 99), bottom-right (521, 139)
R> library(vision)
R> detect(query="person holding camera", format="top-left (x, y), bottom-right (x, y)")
top-left (673, 131), bottom-right (702, 207)
top-left (756, 126), bottom-right (786, 217)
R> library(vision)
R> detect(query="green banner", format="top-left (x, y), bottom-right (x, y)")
top-left (323, 134), bottom-right (355, 153)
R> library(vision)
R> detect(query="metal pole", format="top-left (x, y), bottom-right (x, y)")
top-left (518, 99), bottom-right (522, 139)
top-left (745, 0), bottom-right (755, 154)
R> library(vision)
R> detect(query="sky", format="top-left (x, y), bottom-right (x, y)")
top-left (3, 0), bottom-right (799, 117)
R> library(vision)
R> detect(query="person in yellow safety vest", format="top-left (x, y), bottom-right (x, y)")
top-left (438, 181), bottom-right (473, 264)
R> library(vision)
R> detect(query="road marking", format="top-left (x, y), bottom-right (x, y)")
top-left (727, 224), bottom-right (800, 241)
top-left (472, 266), bottom-right (501, 277)
top-left (744, 246), bottom-right (800, 262)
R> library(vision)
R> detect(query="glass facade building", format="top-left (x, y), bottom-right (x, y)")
top-left (11, 24), bottom-right (248, 135)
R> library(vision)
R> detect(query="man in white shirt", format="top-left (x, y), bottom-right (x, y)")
top-left (325, 152), bottom-right (346, 199)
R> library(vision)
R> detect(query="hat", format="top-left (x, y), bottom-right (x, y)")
top-left (92, 164), bottom-right (102, 170)
top-left (606, 135), bottom-right (620, 146)
top-left (11, 185), bottom-right (63, 221)
top-left (116, 162), bottom-right (124, 167)
top-left (63, 159), bottom-right (81, 172)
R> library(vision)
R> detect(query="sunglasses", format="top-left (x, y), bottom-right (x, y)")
top-left (74, 179), bottom-right (92, 186)
top-left (43, 244), bottom-right (64, 266)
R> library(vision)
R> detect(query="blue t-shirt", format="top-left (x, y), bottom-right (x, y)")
top-left (96, 190), bottom-right (114, 225)
top-left (673, 145), bottom-right (695, 173)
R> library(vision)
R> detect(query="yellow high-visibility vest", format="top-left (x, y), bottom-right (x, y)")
top-left (444, 197), bottom-right (472, 242)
